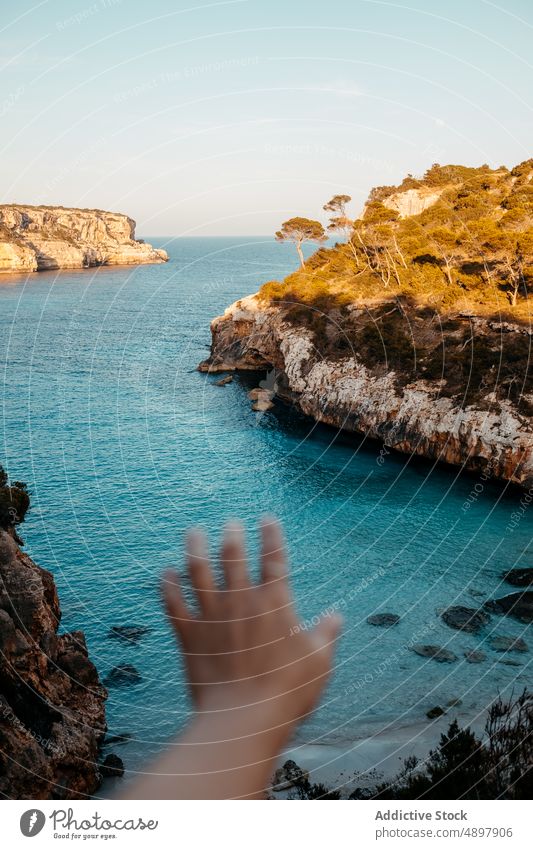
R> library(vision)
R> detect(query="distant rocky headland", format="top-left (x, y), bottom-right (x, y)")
top-left (200, 160), bottom-right (533, 490)
top-left (0, 204), bottom-right (168, 273)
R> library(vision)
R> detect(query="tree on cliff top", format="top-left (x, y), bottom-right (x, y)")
top-left (323, 194), bottom-right (351, 217)
top-left (323, 194), bottom-right (353, 243)
top-left (275, 217), bottom-right (326, 267)
top-left (0, 466), bottom-right (29, 531)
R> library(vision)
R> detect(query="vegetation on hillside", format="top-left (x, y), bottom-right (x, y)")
top-left (260, 162), bottom-right (533, 409)
top-left (265, 160), bottom-right (533, 316)
top-left (371, 690), bottom-right (533, 800)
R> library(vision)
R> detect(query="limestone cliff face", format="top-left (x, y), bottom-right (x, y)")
top-left (0, 204), bottom-right (168, 273)
top-left (0, 241), bottom-right (38, 273)
top-left (199, 295), bottom-right (533, 490)
top-left (0, 529), bottom-right (107, 798)
top-left (381, 187), bottom-right (442, 218)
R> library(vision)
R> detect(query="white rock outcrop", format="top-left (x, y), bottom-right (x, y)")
top-left (382, 188), bottom-right (443, 218)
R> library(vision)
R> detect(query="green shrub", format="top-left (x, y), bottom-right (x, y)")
top-left (371, 691), bottom-right (532, 800)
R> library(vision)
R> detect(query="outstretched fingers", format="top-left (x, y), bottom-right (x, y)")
top-left (162, 569), bottom-right (192, 644)
top-left (220, 521), bottom-right (250, 590)
top-left (186, 528), bottom-right (216, 615)
top-left (260, 515), bottom-right (290, 602)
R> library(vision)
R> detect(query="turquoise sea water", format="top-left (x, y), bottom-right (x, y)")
top-left (1, 237), bottom-right (531, 782)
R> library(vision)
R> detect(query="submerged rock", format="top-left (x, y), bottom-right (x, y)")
top-left (484, 591), bottom-right (533, 624)
top-left (426, 706), bottom-right (446, 719)
top-left (441, 606), bottom-right (490, 633)
top-left (464, 650), bottom-right (486, 663)
top-left (410, 644), bottom-right (457, 663)
top-left (367, 613), bottom-right (401, 627)
top-left (488, 635), bottom-right (528, 653)
top-left (104, 664), bottom-right (142, 687)
top-left (215, 375), bottom-right (233, 386)
top-left (501, 568), bottom-right (533, 587)
top-left (108, 625), bottom-right (152, 644)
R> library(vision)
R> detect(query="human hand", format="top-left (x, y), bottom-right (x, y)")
top-left (121, 517), bottom-right (341, 799)
top-left (162, 516), bottom-right (341, 741)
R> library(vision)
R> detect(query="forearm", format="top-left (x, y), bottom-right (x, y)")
top-left (121, 704), bottom-right (289, 800)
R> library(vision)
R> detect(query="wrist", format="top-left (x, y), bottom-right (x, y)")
top-left (193, 695), bottom-right (293, 749)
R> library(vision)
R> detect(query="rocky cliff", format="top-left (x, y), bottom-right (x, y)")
top-left (199, 295), bottom-right (533, 490)
top-left (199, 161), bottom-right (533, 489)
top-left (381, 186), bottom-right (443, 218)
top-left (0, 204), bottom-right (168, 273)
top-left (0, 529), bottom-right (107, 798)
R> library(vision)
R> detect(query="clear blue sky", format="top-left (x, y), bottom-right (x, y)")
top-left (1, 0), bottom-right (532, 235)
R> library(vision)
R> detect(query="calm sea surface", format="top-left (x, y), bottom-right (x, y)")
top-left (1, 237), bottom-right (531, 781)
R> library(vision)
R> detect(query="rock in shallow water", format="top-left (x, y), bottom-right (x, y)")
top-left (104, 664), bottom-right (142, 687)
top-left (484, 591), bottom-right (533, 623)
top-left (464, 650), bottom-right (486, 663)
top-left (426, 706), bottom-right (446, 719)
top-left (501, 568), bottom-right (533, 587)
top-left (252, 399), bottom-right (274, 412)
top-left (488, 635), bottom-right (528, 653)
top-left (367, 613), bottom-right (401, 627)
top-left (100, 753), bottom-right (125, 778)
top-left (108, 625), bottom-right (152, 644)
top-left (248, 387), bottom-right (274, 401)
top-left (410, 644), bottom-right (457, 663)
top-left (441, 606), bottom-right (490, 633)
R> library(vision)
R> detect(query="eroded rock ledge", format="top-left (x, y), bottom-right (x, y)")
top-left (0, 204), bottom-right (168, 273)
top-left (199, 295), bottom-right (533, 490)
top-left (0, 529), bottom-right (107, 798)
